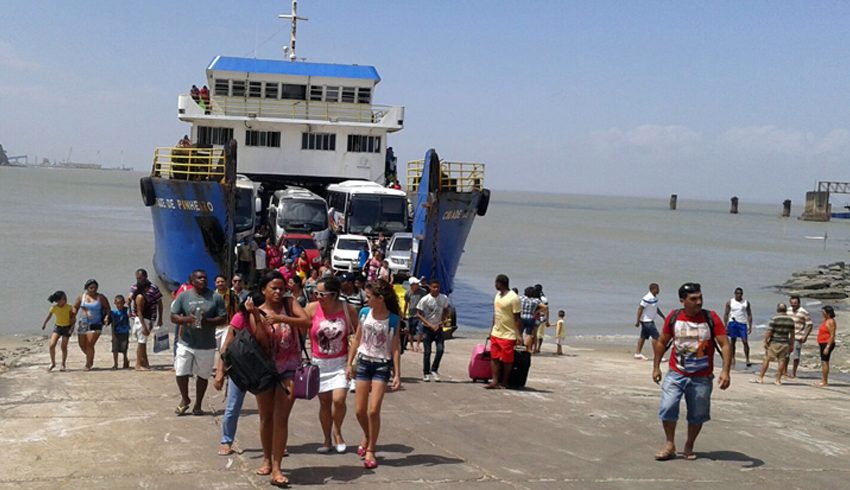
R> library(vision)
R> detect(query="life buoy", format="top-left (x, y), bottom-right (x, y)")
top-left (140, 177), bottom-right (156, 207)
top-left (476, 188), bottom-right (490, 216)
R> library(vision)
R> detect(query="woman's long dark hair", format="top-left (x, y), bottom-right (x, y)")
top-left (822, 305), bottom-right (836, 319)
top-left (370, 279), bottom-right (400, 317)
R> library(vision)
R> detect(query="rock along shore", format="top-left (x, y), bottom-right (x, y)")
top-left (1, 332), bottom-right (849, 489)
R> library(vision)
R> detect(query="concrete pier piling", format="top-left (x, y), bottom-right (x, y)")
top-left (782, 199), bottom-right (792, 217)
top-left (730, 196), bottom-right (739, 214)
top-left (669, 194), bottom-right (677, 210)
top-left (801, 191), bottom-right (831, 221)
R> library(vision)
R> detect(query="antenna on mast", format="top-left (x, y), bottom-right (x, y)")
top-left (279, 0), bottom-right (308, 62)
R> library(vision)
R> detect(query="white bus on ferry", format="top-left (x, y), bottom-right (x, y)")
top-left (326, 180), bottom-right (409, 237)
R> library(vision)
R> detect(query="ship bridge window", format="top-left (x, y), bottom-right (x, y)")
top-left (326, 87), bottom-right (339, 103)
top-left (214, 79), bottom-right (229, 96)
top-left (357, 87), bottom-right (371, 104)
top-left (248, 81), bottom-right (262, 98)
top-left (198, 126), bottom-right (234, 146)
top-left (301, 132), bottom-right (336, 151)
top-left (309, 86), bottom-right (323, 101)
top-left (341, 87), bottom-right (356, 103)
top-left (231, 80), bottom-right (246, 97)
top-left (245, 130), bottom-right (281, 148)
top-left (347, 135), bottom-right (381, 153)
top-left (265, 82), bottom-right (279, 99)
top-left (281, 84), bottom-right (307, 101)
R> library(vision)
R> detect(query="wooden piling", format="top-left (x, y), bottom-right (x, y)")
top-left (782, 199), bottom-right (791, 217)
top-left (669, 194), bottom-right (677, 210)
top-left (730, 196), bottom-right (739, 214)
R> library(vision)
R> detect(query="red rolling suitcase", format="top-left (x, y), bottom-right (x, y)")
top-left (468, 339), bottom-right (493, 382)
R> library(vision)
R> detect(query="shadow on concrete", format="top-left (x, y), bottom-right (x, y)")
top-left (286, 464), bottom-right (368, 484)
top-left (378, 452), bottom-right (465, 468)
top-left (701, 450), bottom-right (765, 468)
top-left (507, 386), bottom-right (554, 394)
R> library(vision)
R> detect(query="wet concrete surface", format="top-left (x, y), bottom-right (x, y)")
top-left (1, 333), bottom-right (848, 489)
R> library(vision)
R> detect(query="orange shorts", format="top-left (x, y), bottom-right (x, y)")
top-left (490, 336), bottom-right (516, 363)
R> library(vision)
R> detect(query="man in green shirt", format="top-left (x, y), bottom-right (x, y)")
top-left (170, 269), bottom-right (227, 416)
top-left (756, 303), bottom-right (795, 385)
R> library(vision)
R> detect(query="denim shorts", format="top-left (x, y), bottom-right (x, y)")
top-left (355, 358), bottom-right (391, 383)
top-left (407, 317), bottom-right (422, 336)
top-left (639, 321), bottom-right (659, 340)
top-left (521, 317), bottom-right (536, 336)
top-left (659, 371), bottom-right (713, 425)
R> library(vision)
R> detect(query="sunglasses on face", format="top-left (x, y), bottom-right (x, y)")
top-left (316, 291), bottom-right (336, 298)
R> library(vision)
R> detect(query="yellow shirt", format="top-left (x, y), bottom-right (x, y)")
top-left (50, 304), bottom-right (73, 327)
top-left (492, 290), bottom-right (521, 340)
top-left (555, 318), bottom-right (565, 339)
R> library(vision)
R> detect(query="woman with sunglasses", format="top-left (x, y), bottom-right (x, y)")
top-left (249, 271), bottom-right (309, 487)
top-left (348, 279), bottom-right (402, 469)
top-left (302, 276), bottom-right (360, 454)
top-left (72, 279), bottom-right (111, 370)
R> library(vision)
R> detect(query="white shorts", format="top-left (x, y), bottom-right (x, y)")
top-left (132, 317), bottom-right (149, 344)
top-left (174, 343), bottom-right (215, 379)
top-left (314, 356), bottom-right (349, 394)
top-left (555, 337), bottom-right (564, 346)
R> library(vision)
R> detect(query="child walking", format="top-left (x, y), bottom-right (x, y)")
top-left (110, 295), bottom-right (131, 369)
top-left (555, 310), bottom-right (566, 356)
top-left (42, 291), bottom-right (73, 372)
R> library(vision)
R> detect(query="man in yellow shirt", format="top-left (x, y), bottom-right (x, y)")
top-left (486, 274), bottom-right (522, 389)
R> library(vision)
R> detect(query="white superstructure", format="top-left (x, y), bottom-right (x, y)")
top-left (176, 2), bottom-right (403, 185)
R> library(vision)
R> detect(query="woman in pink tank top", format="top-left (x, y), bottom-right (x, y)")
top-left (302, 276), bottom-right (359, 454)
top-left (249, 271), bottom-right (309, 487)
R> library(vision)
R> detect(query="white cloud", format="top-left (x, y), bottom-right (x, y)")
top-left (0, 41), bottom-right (43, 72)
top-left (590, 124), bottom-right (704, 161)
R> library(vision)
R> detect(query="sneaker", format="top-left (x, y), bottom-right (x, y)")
top-left (634, 353), bottom-right (648, 360)
top-left (423, 374), bottom-right (431, 382)
top-left (431, 371), bottom-right (441, 382)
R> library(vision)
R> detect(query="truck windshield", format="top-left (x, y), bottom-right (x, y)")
top-left (348, 195), bottom-right (407, 235)
top-left (277, 200), bottom-right (328, 232)
top-left (391, 237), bottom-right (413, 252)
top-left (234, 188), bottom-right (254, 233)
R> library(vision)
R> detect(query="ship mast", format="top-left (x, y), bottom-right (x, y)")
top-left (279, 0), bottom-right (308, 61)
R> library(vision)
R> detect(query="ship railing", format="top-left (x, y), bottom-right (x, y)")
top-left (151, 147), bottom-right (226, 181)
top-left (405, 160), bottom-right (485, 193)
top-left (201, 95), bottom-right (398, 124)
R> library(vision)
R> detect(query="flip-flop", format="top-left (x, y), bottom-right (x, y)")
top-left (683, 452), bottom-right (697, 461)
top-left (270, 474), bottom-right (289, 487)
top-left (256, 466), bottom-right (272, 476)
top-left (192, 408), bottom-right (206, 416)
top-left (174, 403), bottom-right (191, 416)
top-left (218, 445), bottom-right (233, 456)
top-left (655, 449), bottom-right (677, 461)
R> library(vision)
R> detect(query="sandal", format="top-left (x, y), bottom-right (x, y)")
top-left (357, 445), bottom-right (367, 458)
top-left (270, 474), bottom-right (289, 487)
top-left (256, 465), bottom-right (272, 476)
top-left (174, 402), bottom-right (191, 416)
top-left (192, 408), bottom-right (206, 416)
top-left (683, 452), bottom-right (697, 461)
top-left (363, 458), bottom-right (378, 469)
top-left (654, 448), bottom-right (677, 461)
top-left (218, 444), bottom-right (233, 456)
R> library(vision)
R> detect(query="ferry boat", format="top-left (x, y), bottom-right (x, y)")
top-left (140, 1), bottom-right (487, 293)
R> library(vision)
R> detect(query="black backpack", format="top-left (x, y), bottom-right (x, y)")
top-left (665, 309), bottom-right (723, 360)
top-left (222, 326), bottom-right (283, 395)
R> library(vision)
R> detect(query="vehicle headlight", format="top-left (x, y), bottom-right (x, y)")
top-left (333, 255), bottom-right (343, 261)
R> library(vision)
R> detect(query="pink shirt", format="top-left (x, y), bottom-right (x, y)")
top-left (309, 302), bottom-right (349, 359)
top-left (230, 312), bottom-right (245, 330)
top-left (272, 321), bottom-right (301, 374)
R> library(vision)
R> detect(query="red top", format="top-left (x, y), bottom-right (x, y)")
top-left (663, 309), bottom-right (726, 377)
top-left (817, 320), bottom-right (833, 344)
top-left (230, 312), bottom-right (245, 330)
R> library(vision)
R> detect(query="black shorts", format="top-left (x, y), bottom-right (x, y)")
top-left (53, 325), bottom-right (72, 337)
top-left (88, 324), bottom-right (103, 332)
top-left (819, 343), bottom-right (835, 362)
top-left (112, 333), bottom-right (130, 353)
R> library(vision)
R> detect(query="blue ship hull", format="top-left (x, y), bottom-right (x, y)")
top-left (411, 149), bottom-right (487, 294)
top-left (148, 178), bottom-right (230, 291)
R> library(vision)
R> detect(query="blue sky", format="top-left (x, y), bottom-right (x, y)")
top-left (3, 0), bottom-right (850, 201)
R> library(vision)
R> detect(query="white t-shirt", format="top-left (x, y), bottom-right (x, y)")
top-left (417, 293), bottom-right (450, 327)
top-left (639, 292), bottom-right (659, 322)
top-left (254, 247), bottom-right (267, 270)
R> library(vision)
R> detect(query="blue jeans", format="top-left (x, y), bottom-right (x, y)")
top-left (659, 371), bottom-right (713, 425)
top-left (221, 377), bottom-right (246, 445)
top-left (422, 327), bottom-right (444, 375)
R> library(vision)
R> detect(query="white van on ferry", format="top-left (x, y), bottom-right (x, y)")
top-left (326, 180), bottom-right (408, 237)
top-left (267, 187), bottom-right (331, 251)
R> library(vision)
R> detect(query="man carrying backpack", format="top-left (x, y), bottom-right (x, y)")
top-left (652, 282), bottom-right (732, 461)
